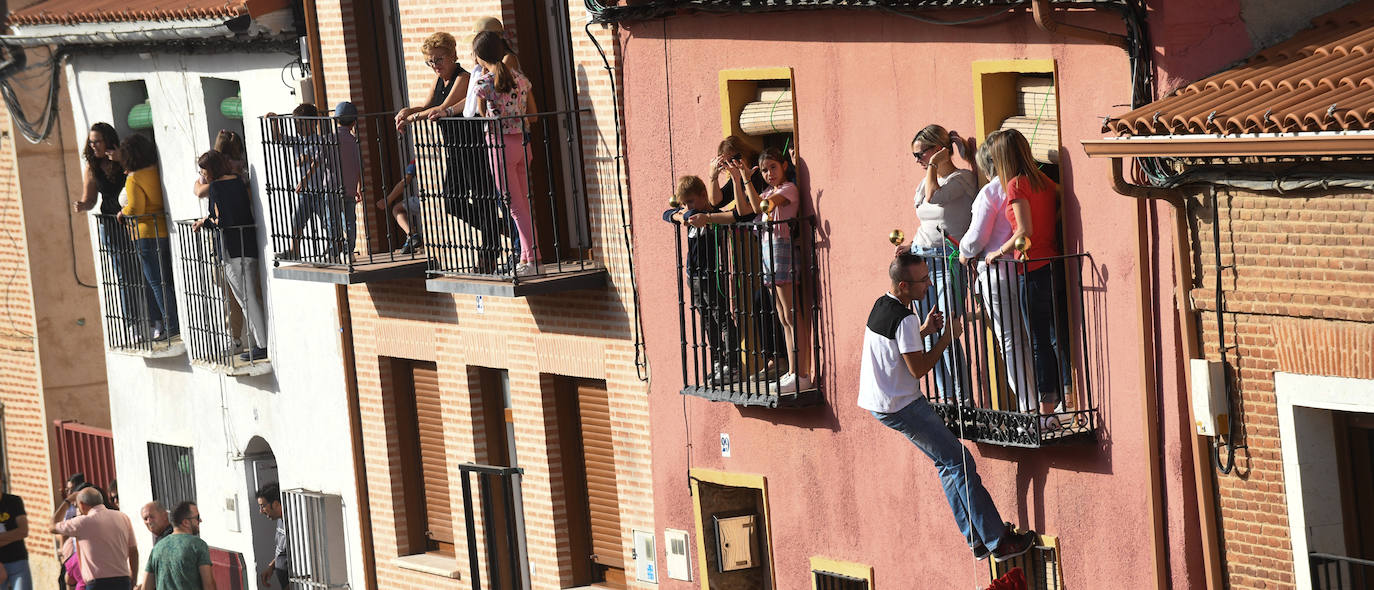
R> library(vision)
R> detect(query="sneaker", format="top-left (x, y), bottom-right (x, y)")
top-left (971, 542), bottom-right (990, 561)
top-left (707, 365), bottom-right (741, 387)
top-left (150, 322), bottom-right (165, 342)
top-left (752, 362), bottom-right (787, 384)
top-left (240, 347), bottom-right (269, 362)
top-left (515, 262), bottom-right (537, 277)
top-left (1040, 414), bottom-right (1063, 433)
top-left (992, 529), bottom-right (1037, 562)
top-left (774, 372), bottom-right (812, 393)
top-left (399, 234), bottom-right (423, 254)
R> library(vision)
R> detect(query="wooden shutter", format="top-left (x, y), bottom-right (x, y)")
top-left (998, 75), bottom-right (1059, 164)
top-left (413, 362), bottom-right (453, 545)
top-left (578, 383), bottom-right (623, 569)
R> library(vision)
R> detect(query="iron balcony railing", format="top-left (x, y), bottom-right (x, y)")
top-left (409, 109), bottom-right (595, 281)
top-left (259, 113), bottom-right (420, 270)
top-left (671, 216), bottom-right (822, 407)
top-left (174, 219), bottom-right (270, 373)
top-left (989, 540), bottom-right (1062, 590)
top-left (912, 252), bottom-right (1096, 448)
top-left (1311, 552), bottom-right (1374, 589)
top-left (94, 213), bottom-right (182, 354)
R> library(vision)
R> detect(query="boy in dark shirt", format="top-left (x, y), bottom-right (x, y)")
top-left (664, 176), bottom-right (740, 386)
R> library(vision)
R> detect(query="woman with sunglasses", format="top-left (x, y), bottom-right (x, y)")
top-left (896, 124), bottom-right (977, 405)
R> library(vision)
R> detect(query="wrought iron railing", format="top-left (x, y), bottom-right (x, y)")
top-left (458, 463), bottom-right (527, 590)
top-left (409, 109), bottom-right (595, 280)
top-left (174, 219), bottom-right (269, 372)
top-left (671, 216), bottom-right (822, 407)
top-left (1311, 552), bottom-right (1374, 589)
top-left (989, 541), bottom-right (1062, 590)
top-left (94, 213), bottom-right (181, 353)
top-left (912, 252), bottom-right (1096, 447)
top-left (259, 113), bottom-right (421, 270)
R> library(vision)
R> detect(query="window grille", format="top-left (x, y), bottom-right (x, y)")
top-left (989, 540), bottom-right (1063, 590)
top-left (812, 570), bottom-right (868, 590)
top-left (96, 213), bottom-right (184, 356)
top-left (147, 442), bottom-right (195, 508)
top-left (174, 219), bottom-right (270, 374)
top-left (282, 489), bottom-right (349, 589)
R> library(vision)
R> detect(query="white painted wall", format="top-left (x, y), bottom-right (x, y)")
top-left (1276, 371), bottom-right (1374, 589)
top-left (66, 50), bottom-right (367, 588)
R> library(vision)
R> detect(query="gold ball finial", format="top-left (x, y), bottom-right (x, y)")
top-left (1014, 235), bottom-right (1032, 253)
top-left (889, 229), bottom-right (905, 246)
top-left (760, 199), bottom-right (776, 215)
top-left (668, 195), bottom-right (680, 208)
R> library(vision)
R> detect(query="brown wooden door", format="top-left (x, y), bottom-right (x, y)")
top-left (413, 362), bottom-right (454, 549)
top-left (578, 382), bottom-right (623, 573)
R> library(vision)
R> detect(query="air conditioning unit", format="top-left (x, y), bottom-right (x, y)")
top-left (282, 489), bottom-right (348, 588)
top-left (713, 514), bottom-right (758, 572)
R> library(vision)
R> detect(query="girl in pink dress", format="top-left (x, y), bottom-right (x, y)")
top-left (472, 30), bottom-right (540, 277)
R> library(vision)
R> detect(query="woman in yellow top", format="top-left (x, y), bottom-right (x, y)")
top-left (115, 134), bottom-right (179, 340)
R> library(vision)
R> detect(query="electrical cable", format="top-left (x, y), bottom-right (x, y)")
top-left (584, 20), bottom-right (651, 383)
top-left (0, 45), bottom-right (64, 143)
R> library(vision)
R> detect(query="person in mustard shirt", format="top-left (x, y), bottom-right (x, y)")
top-left (114, 134), bottom-right (179, 341)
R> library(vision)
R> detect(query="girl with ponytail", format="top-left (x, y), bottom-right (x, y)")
top-left (896, 123), bottom-right (978, 404)
top-left (472, 30), bottom-right (540, 276)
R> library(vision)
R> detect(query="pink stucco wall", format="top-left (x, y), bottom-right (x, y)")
top-left (619, 5), bottom-right (1257, 589)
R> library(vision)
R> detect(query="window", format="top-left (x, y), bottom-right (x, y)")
top-left (688, 469), bottom-right (773, 590)
top-left (809, 558), bottom-right (872, 590)
top-left (386, 358), bottom-right (452, 556)
top-left (545, 376), bottom-right (624, 586)
top-left (147, 442), bottom-right (196, 509)
top-left (281, 489), bottom-right (348, 588)
top-left (200, 78), bottom-right (245, 148)
top-left (987, 533), bottom-right (1062, 590)
top-left (719, 68), bottom-right (797, 154)
top-left (109, 80), bottom-right (155, 144)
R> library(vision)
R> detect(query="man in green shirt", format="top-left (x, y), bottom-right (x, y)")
top-left (140, 502), bottom-right (215, 590)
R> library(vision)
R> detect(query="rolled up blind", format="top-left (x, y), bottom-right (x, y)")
top-left (738, 88), bottom-right (794, 136)
top-left (128, 101), bottom-right (154, 130)
top-left (998, 76), bottom-right (1058, 164)
top-left (221, 96), bottom-right (243, 120)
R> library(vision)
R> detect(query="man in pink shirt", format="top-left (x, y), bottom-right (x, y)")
top-left (51, 487), bottom-right (138, 590)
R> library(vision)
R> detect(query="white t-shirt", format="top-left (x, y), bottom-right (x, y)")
top-left (857, 293), bottom-right (927, 413)
top-left (462, 63), bottom-right (485, 118)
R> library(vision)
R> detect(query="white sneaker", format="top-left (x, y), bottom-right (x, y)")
top-left (515, 262), bottom-right (537, 277)
top-left (775, 372), bottom-right (812, 393)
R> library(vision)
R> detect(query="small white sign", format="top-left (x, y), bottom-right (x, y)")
top-left (720, 433), bottom-right (731, 457)
top-left (633, 529), bottom-right (658, 584)
top-left (665, 529), bottom-right (691, 581)
top-left (476, 295), bottom-right (485, 314)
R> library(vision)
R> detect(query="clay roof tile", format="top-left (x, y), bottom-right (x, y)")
top-left (6, 0), bottom-right (285, 26)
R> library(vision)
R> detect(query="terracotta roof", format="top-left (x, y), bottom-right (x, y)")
top-left (592, 0), bottom-right (1124, 24)
top-left (6, 0), bottom-right (282, 26)
top-left (1105, 1), bottom-right (1374, 137)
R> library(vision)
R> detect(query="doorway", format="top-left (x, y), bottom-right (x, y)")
top-left (548, 376), bottom-right (623, 588)
top-left (243, 436), bottom-right (279, 583)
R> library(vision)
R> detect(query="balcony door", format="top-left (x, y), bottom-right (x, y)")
top-left (552, 377), bottom-right (624, 588)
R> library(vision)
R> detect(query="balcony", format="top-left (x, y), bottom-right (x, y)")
top-left (672, 216), bottom-right (822, 408)
top-left (912, 252), bottom-right (1097, 448)
top-left (94, 213), bottom-right (185, 358)
top-left (409, 109), bottom-right (607, 297)
top-left (259, 113), bottom-right (427, 284)
top-left (173, 220), bottom-right (272, 376)
top-left (1311, 552), bottom-right (1374, 589)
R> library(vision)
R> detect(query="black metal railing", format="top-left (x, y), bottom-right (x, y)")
top-left (95, 213), bottom-right (181, 353)
top-left (989, 542), bottom-right (1061, 590)
top-left (813, 570), bottom-right (868, 590)
top-left (672, 216), bottom-right (822, 407)
top-left (259, 113), bottom-right (420, 270)
top-left (912, 252), bottom-right (1096, 447)
top-left (1311, 552), bottom-right (1374, 589)
top-left (174, 220), bottom-right (269, 371)
top-left (410, 109), bottom-right (595, 280)
top-left (458, 463), bottom-right (527, 590)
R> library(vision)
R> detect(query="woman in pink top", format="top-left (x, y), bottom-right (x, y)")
top-left (62, 537), bottom-right (86, 590)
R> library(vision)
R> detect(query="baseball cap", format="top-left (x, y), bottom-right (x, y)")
top-left (334, 101), bottom-right (358, 125)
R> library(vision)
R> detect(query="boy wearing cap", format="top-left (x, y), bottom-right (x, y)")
top-left (335, 101), bottom-right (363, 259)
top-left (377, 160), bottom-right (422, 254)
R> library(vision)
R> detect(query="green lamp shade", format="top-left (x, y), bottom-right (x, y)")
top-left (127, 102), bottom-right (153, 130)
top-left (221, 96), bottom-right (242, 119)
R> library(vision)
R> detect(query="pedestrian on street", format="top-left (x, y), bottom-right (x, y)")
top-left (140, 502), bottom-right (214, 590)
top-left (0, 475), bottom-right (31, 589)
top-left (51, 487), bottom-right (138, 590)
top-left (139, 503), bottom-right (174, 546)
top-left (254, 485), bottom-right (289, 589)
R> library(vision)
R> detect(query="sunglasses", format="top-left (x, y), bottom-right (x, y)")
top-left (424, 56), bottom-right (453, 68)
top-left (912, 145), bottom-right (936, 164)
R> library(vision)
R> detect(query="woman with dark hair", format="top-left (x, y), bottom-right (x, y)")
top-left (472, 29), bottom-right (539, 276)
top-left (116, 134), bottom-right (179, 341)
top-left (74, 123), bottom-right (158, 340)
top-left (194, 149), bottom-right (269, 362)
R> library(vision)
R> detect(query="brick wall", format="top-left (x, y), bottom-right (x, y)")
top-left (0, 102), bottom-right (58, 568)
top-left (313, 0), bottom-right (653, 587)
top-left (1189, 187), bottom-right (1374, 589)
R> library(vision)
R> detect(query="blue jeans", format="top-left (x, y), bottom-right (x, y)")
top-left (135, 237), bottom-right (178, 334)
top-left (1020, 265), bottom-right (1062, 405)
top-left (3, 559), bottom-right (31, 590)
top-left (912, 245), bottom-right (968, 402)
top-left (872, 398), bottom-right (1008, 550)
